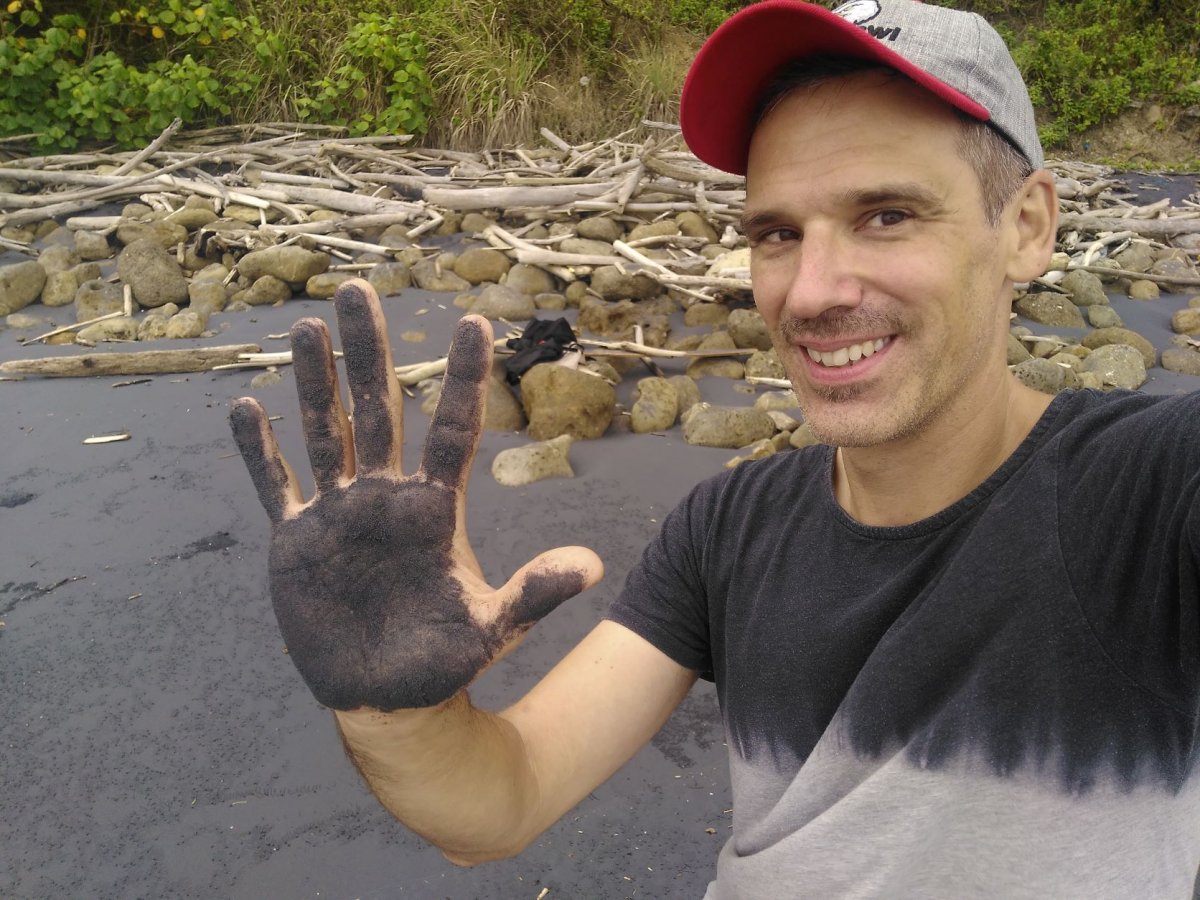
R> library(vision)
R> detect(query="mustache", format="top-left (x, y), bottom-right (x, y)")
top-left (778, 309), bottom-right (903, 343)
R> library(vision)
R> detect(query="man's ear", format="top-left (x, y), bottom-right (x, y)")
top-left (1004, 169), bottom-right (1058, 283)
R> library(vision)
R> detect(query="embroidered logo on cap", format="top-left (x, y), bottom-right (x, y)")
top-left (832, 0), bottom-right (901, 42)
top-left (833, 0), bottom-right (881, 24)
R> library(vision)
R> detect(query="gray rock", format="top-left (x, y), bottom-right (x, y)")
top-left (754, 389), bottom-right (800, 411)
top-left (1081, 327), bottom-right (1156, 369)
top-left (630, 377), bottom-right (679, 433)
top-left (188, 280), bottom-right (228, 315)
top-left (454, 247), bottom-right (512, 285)
top-left (77, 317), bottom-right (138, 342)
top-left (578, 296), bottom-right (670, 344)
top-left (165, 310), bottom-right (206, 339)
top-left (688, 331), bottom-right (745, 380)
top-left (728, 307), bottom-right (772, 350)
top-left (41, 271), bottom-right (78, 308)
top-left (470, 284), bottom-right (536, 321)
top-left (576, 216), bottom-right (622, 243)
top-left (1086, 305), bottom-right (1123, 328)
top-left (234, 275), bottom-right (292, 307)
top-left (1080, 344), bottom-right (1147, 389)
top-left (38, 244), bottom-right (80, 275)
top-left (1112, 242), bottom-right (1155, 273)
top-left (164, 206), bottom-right (218, 230)
top-left (137, 316), bottom-right (170, 340)
top-left (239, 245), bottom-right (330, 287)
top-left (789, 423), bottom-right (822, 449)
top-left (534, 292), bottom-right (567, 311)
top-left (485, 376), bottom-right (526, 432)
top-left (628, 220), bottom-right (680, 242)
top-left (412, 257), bottom-right (471, 292)
top-left (1059, 270), bottom-right (1109, 307)
top-left (1014, 292), bottom-right (1085, 328)
top-left (116, 218), bottom-right (189, 249)
top-left (74, 279), bottom-right (123, 321)
top-left (1011, 357), bottom-right (1068, 395)
top-left (564, 280), bottom-right (589, 307)
top-left (6, 311), bottom-right (46, 329)
top-left (0, 260), bottom-right (47, 315)
top-left (1127, 280), bottom-right (1160, 300)
top-left (491, 434), bottom-right (575, 487)
top-left (520, 364), bottom-right (616, 440)
top-left (460, 212), bottom-right (495, 234)
top-left (1149, 257), bottom-right (1196, 290)
top-left (192, 263), bottom-right (230, 284)
top-left (681, 403), bottom-right (776, 448)
top-left (250, 370), bottom-right (284, 389)
top-left (1007, 333), bottom-right (1033, 364)
top-left (505, 263), bottom-right (557, 296)
top-left (669, 375), bottom-right (702, 416)
top-left (561, 237), bottom-right (617, 257)
top-left (683, 302), bottom-right (730, 327)
top-left (589, 265), bottom-right (662, 301)
top-left (122, 202), bottom-right (153, 218)
top-left (367, 261), bottom-right (412, 296)
top-left (306, 272), bottom-right (352, 300)
top-left (745, 348), bottom-right (786, 380)
top-left (676, 210), bottom-right (719, 243)
top-left (1161, 348), bottom-right (1200, 376)
top-left (117, 238), bottom-right (188, 308)
top-left (1171, 308), bottom-right (1200, 335)
top-left (71, 262), bottom-right (101, 284)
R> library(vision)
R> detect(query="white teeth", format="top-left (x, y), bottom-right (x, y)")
top-left (807, 337), bottom-right (889, 368)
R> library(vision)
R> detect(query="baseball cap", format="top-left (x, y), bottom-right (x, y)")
top-left (680, 0), bottom-right (1043, 175)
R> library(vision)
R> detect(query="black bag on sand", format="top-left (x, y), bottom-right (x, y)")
top-left (503, 318), bottom-right (579, 385)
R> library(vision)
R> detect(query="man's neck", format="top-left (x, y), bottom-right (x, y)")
top-left (833, 377), bottom-right (1054, 527)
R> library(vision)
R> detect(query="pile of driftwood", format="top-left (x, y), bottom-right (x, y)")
top-left (1, 120), bottom-right (1198, 386)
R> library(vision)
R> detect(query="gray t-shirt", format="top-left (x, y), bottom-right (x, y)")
top-left (608, 389), bottom-right (1200, 898)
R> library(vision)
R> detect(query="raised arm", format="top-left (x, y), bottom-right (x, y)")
top-left (230, 280), bottom-right (695, 863)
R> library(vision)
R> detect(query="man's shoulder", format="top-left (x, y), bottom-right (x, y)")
top-left (1051, 388), bottom-right (1200, 451)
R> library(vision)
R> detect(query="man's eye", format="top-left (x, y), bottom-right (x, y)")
top-left (757, 227), bottom-right (799, 244)
top-left (867, 209), bottom-right (909, 228)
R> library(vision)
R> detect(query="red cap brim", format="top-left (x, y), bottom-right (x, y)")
top-left (680, 0), bottom-right (989, 175)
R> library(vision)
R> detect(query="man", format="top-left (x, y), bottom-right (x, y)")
top-left (231, 1), bottom-right (1200, 896)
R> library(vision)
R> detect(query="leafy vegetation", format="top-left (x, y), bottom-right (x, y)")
top-left (1, 0), bottom-right (1197, 154)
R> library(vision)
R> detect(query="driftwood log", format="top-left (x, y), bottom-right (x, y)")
top-left (0, 344), bottom-right (262, 377)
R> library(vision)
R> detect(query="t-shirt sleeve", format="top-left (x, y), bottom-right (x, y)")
top-left (605, 473), bottom-right (727, 680)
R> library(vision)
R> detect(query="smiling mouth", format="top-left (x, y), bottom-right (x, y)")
top-left (804, 337), bottom-right (891, 368)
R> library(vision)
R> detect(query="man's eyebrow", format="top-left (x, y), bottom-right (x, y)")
top-left (740, 182), bottom-right (947, 233)
top-left (836, 182), bottom-right (944, 209)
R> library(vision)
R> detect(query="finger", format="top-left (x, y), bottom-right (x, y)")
top-left (333, 279), bottom-right (403, 474)
top-left (229, 397), bottom-right (304, 523)
top-left (421, 315), bottom-right (492, 489)
top-left (488, 546), bottom-right (605, 635)
top-left (291, 318), bottom-right (354, 492)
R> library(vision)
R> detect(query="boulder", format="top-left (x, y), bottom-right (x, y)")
top-left (561, 237), bottom-right (618, 257)
top-left (234, 275), bottom-right (292, 307)
top-left (628, 220), bottom-right (680, 242)
top-left (1059, 269), bottom-right (1108, 307)
top-left (1086, 306), bottom-right (1123, 328)
top-left (683, 302), bottom-right (730, 327)
top-left (454, 247), bottom-right (511, 285)
top-left (0, 260), bottom-right (46, 316)
top-left (1006, 333), bottom-right (1032, 365)
top-left (682, 403), bottom-right (775, 448)
top-left (367, 261), bottom-right (412, 296)
top-left (238, 245), bottom-right (330, 287)
top-left (745, 348), bottom-right (786, 380)
top-left (491, 435), bottom-right (575, 487)
top-left (1161, 348), bottom-right (1200, 376)
top-left (728, 307), bottom-right (772, 350)
top-left (687, 331), bottom-right (744, 379)
top-left (676, 210), bottom-right (719, 243)
top-left (411, 257), bottom-right (471, 292)
top-left (37, 245), bottom-right (80, 275)
top-left (188, 281), bottom-right (228, 316)
top-left (505, 263), bottom-right (557, 296)
top-left (630, 377), bottom-right (679, 433)
top-left (578, 296), bottom-right (670, 345)
top-left (306, 272), bottom-right (352, 300)
top-left (576, 216), bottom-right (622, 242)
top-left (485, 376), bottom-right (526, 432)
top-left (165, 310), bottom-right (206, 339)
top-left (470, 284), bottom-right (536, 321)
top-left (1012, 357), bottom-right (1069, 395)
top-left (754, 389), bottom-right (800, 411)
top-left (1112, 242), bottom-right (1155, 273)
top-left (116, 217), bottom-right (189, 249)
top-left (1080, 344), bottom-right (1147, 389)
top-left (1127, 280), bottom-right (1160, 300)
top-left (1013, 292), bottom-right (1084, 328)
top-left (74, 279), bottom-right (124, 321)
top-left (137, 316), bottom-right (170, 341)
top-left (77, 317), bottom-right (138, 342)
top-left (589, 265), bottom-right (662, 301)
top-left (668, 375), bottom-right (702, 416)
top-left (1081, 327), bottom-right (1156, 369)
top-left (520, 364), bottom-right (616, 440)
top-left (117, 238), bottom-right (188, 308)
top-left (40, 271), bottom-right (78, 308)
top-left (1171, 308), bottom-right (1200, 335)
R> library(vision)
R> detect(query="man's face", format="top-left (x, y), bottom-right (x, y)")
top-left (744, 72), bottom-right (1016, 448)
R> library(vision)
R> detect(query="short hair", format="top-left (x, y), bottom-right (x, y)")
top-left (753, 56), bottom-right (1033, 226)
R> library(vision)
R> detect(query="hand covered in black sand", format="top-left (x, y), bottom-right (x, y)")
top-left (230, 280), bottom-right (603, 712)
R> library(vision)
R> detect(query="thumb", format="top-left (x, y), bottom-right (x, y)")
top-left (489, 546), bottom-right (604, 635)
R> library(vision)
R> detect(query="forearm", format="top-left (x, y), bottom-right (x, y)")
top-left (335, 692), bottom-right (541, 864)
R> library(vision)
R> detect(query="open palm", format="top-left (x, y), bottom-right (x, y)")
top-left (230, 280), bottom-right (602, 711)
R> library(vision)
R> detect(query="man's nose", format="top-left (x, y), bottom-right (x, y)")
top-left (783, 228), bottom-right (863, 321)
